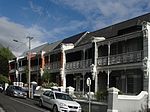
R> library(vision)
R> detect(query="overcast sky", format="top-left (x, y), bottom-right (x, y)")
top-left (0, 0), bottom-right (150, 56)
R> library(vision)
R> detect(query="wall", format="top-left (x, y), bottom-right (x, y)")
top-left (107, 87), bottom-right (148, 112)
top-left (76, 99), bottom-right (107, 112)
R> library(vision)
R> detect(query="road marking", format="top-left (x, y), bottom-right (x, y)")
top-left (9, 98), bottom-right (49, 112)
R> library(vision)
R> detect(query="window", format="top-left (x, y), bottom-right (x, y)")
top-left (49, 91), bottom-right (54, 99)
top-left (55, 93), bottom-right (73, 101)
top-left (43, 91), bottom-right (50, 96)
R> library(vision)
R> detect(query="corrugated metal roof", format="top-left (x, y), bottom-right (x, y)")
top-left (77, 13), bottom-right (150, 46)
top-left (54, 31), bottom-right (87, 50)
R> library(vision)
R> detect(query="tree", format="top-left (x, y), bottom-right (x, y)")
top-left (42, 69), bottom-right (52, 84)
top-left (0, 75), bottom-right (9, 84)
top-left (0, 47), bottom-right (15, 77)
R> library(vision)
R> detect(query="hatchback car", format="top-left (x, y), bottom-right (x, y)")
top-left (39, 90), bottom-right (81, 112)
top-left (5, 85), bottom-right (27, 98)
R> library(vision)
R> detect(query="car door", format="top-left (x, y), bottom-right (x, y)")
top-left (48, 91), bottom-right (55, 109)
top-left (42, 91), bottom-right (50, 107)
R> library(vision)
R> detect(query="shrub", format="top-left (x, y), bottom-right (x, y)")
top-left (0, 75), bottom-right (9, 84)
top-left (42, 82), bottom-right (58, 89)
top-left (95, 90), bottom-right (108, 101)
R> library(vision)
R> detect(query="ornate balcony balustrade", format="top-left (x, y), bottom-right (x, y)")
top-left (9, 69), bottom-right (16, 73)
top-left (31, 66), bottom-right (40, 71)
top-left (97, 50), bottom-right (143, 66)
top-left (18, 66), bottom-right (26, 72)
top-left (66, 59), bottom-right (92, 70)
top-left (50, 62), bottom-right (61, 70)
top-left (44, 62), bottom-right (61, 70)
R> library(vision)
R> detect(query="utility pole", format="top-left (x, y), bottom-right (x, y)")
top-left (26, 36), bottom-right (33, 98)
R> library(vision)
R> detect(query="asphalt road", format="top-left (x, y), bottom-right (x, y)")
top-left (0, 92), bottom-right (50, 112)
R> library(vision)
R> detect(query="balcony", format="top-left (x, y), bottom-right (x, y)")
top-left (66, 59), bottom-right (92, 70)
top-left (18, 66), bottom-right (26, 72)
top-left (97, 50), bottom-right (143, 66)
top-left (50, 62), bottom-right (61, 70)
top-left (9, 69), bottom-right (16, 73)
top-left (31, 66), bottom-right (40, 72)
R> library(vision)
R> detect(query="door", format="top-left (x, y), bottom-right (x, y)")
top-left (42, 91), bottom-right (50, 107)
top-left (47, 91), bottom-right (55, 109)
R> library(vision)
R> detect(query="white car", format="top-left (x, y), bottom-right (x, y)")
top-left (39, 90), bottom-right (82, 112)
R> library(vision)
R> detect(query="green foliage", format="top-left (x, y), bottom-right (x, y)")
top-left (42, 69), bottom-right (52, 83)
top-left (0, 47), bottom-right (14, 60)
top-left (0, 75), bottom-right (9, 83)
top-left (42, 82), bottom-right (58, 89)
top-left (95, 90), bottom-right (108, 101)
top-left (0, 47), bottom-right (15, 77)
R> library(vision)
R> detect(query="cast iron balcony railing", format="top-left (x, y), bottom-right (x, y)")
top-left (30, 66), bottom-right (40, 72)
top-left (97, 50), bottom-right (143, 66)
top-left (66, 59), bottom-right (92, 70)
top-left (18, 66), bottom-right (26, 72)
top-left (50, 61), bottom-right (61, 70)
top-left (9, 68), bottom-right (16, 73)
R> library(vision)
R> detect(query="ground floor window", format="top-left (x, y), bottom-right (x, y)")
top-left (110, 69), bottom-right (143, 94)
top-left (98, 69), bottom-right (143, 94)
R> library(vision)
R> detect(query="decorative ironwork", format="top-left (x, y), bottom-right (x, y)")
top-left (97, 50), bottom-right (143, 66)
top-left (66, 59), bottom-right (92, 70)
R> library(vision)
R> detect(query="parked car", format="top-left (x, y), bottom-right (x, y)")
top-left (39, 90), bottom-right (82, 112)
top-left (5, 85), bottom-right (27, 98)
top-left (0, 84), bottom-right (3, 93)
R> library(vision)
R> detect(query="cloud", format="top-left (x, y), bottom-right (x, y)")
top-left (29, 1), bottom-right (43, 15)
top-left (44, 20), bottom-right (88, 41)
top-left (0, 17), bottom-right (46, 57)
top-left (0, 16), bottom-right (86, 57)
top-left (52, 0), bottom-right (150, 30)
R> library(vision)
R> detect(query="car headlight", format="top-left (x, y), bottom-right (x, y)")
top-left (60, 103), bottom-right (68, 108)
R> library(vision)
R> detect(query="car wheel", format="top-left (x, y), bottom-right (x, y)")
top-left (53, 105), bottom-right (58, 112)
top-left (39, 100), bottom-right (43, 107)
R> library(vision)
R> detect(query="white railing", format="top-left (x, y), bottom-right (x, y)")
top-left (97, 50), bottom-right (143, 66)
top-left (66, 59), bottom-right (92, 70)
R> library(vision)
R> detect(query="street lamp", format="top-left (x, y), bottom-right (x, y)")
top-left (13, 37), bottom-right (34, 98)
top-left (26, 36), bottom-right (34, 98)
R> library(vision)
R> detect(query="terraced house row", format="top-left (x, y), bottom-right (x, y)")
top-left (8, 13), bottom-right (150, 96)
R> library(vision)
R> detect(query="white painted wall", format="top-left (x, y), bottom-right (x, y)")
top-left (117, 91), bottom-right (148, 112)
top-left (107, 87), bottom-right (148, 112)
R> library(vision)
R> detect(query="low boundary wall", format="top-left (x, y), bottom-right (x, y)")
top-left (107, 87), bottom-right (148, 112)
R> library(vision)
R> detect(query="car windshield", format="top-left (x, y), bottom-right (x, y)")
top-left (13, 86), bottom-right (23, 91)
top-left (55, 92), bottom-right (73, 101)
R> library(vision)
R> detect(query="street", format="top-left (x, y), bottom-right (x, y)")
top-left (0, 93), bottom-right (50, 112)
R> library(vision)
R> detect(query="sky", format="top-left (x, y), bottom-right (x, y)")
top-left (0, 0), bottom-right (150, 56)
